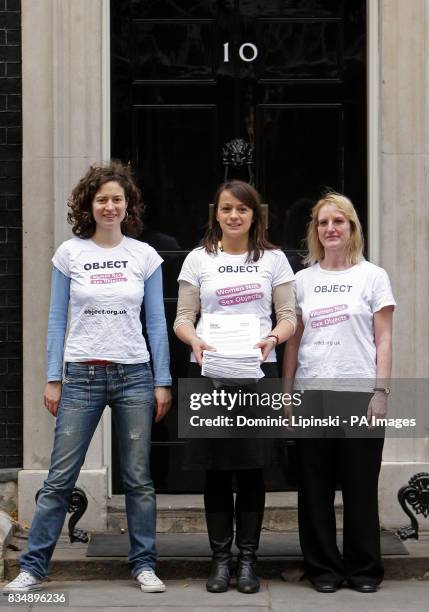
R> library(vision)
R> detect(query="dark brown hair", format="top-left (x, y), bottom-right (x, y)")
top-left (67, 160), bottom-right (143, 238)
top-left (202, 180), bottom-right (276, 262)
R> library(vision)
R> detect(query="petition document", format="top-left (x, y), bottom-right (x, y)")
top-left (202, 313), bottom-right (260, 353)
top-left (201, 314), bottom-right (263, 379)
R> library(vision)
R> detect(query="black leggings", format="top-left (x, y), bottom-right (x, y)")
top-left (204, 468), bottom-right (265, 515)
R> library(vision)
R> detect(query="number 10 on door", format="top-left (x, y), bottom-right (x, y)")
top-left (223, 42), bottom-right (258, 63)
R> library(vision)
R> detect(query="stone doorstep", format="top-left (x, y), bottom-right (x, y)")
top-left (4, 533), bottom-right (429, 582)
top-left (108, 492), bottom-right (343, 533)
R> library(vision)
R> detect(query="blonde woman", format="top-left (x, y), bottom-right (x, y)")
top-left (283, 193), bottom-right (395, 593)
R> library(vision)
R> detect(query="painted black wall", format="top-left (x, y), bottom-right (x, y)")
top-left (0, 0), bottom-right (22, 468)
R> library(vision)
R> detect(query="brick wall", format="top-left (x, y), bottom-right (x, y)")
top-left (0, 0), bottom-right (22, 468)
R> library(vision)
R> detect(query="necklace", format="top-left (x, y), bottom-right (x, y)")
top-left (218, 240), bottom-right (249, 256)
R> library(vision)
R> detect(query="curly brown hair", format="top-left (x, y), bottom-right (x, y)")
top-left (67, 161), bottom-right (143, 238)
top-left (202, 180), bottom-right (277, 262)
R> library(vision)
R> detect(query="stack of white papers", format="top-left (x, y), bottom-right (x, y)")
top-left (202, 349), bottom-right (263, 380)
top-left (200, 314), bottom-right (264, 380)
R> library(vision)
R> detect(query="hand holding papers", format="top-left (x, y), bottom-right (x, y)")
top-left (201, 314), bottom-right (264, 380)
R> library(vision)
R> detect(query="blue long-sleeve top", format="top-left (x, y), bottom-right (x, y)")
top-left (46, 265), bottom-right (172, 386)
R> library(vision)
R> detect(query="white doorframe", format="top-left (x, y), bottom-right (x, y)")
top-left (367, 0), bottom-right (380, 264)
top-left (101, 0), bottom-right (112, 498)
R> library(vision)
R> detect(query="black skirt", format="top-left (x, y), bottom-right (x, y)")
top-left (182, 362), bottom-right (285, 470)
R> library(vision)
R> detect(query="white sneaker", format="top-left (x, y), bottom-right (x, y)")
top-left (136, 569), bottom-right (166, 593)
top-left (2, 571), bottom-right (43, 594)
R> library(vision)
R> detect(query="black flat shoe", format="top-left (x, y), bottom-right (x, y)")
top-left (349, 583), bottom-right (379, 593)
top-left (311, 582), bottom-right (340, 593)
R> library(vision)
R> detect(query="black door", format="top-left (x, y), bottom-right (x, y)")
top-left (110, 0), bottom-right (367, 493)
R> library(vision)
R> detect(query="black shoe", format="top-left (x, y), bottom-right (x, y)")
top-left (206, 560), bottom-right (230, 593)
top-left (236, 559), bottom-right (260, 594)
top-left (205, 512), bottom-right (233, 594)
top-left (235, 510), bottom-right (263, 594)
top-left (348, 582), bottom-right (379, 593)
top-left (311, 582), bottom-right (340, 593)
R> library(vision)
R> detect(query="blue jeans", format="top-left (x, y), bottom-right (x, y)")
top-left (20, 362), bottom-right (156, 579)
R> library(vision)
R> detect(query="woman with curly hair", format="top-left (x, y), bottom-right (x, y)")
top-left (3, 161), bottom-right (172, 595)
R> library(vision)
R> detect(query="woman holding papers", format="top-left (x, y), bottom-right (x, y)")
top-left (283, 192), bottom-right (395, 593)
top-left (174, 180), bottom-right (296, 594)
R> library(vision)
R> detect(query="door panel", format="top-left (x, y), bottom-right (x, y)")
top-left (111, 0), bottom-right (367, 493)
top-left (131, 20), bottom-right (216, 81)
top-left (257, 20), bottom-right (342, 80)
top-left (257, 104), bottom-right (343, 245)
top-left (129, 0), bottom-right (221, 20)
top-left (132, 106), bottom-right (218, 250)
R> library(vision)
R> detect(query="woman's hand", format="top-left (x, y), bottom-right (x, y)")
top-left (43, 381), bottom-right (62, 417)
top-left (366, 391), bottom-right (388, 429)
top-left (190, 338), bottom-right (216, 366)
top-left (154, 386), bottom-right (172, 422)
top-left (255, 337), bottom-right (276, 362)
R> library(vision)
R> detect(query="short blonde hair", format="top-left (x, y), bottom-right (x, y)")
top-left (304, 192), bottom-right (364, 266)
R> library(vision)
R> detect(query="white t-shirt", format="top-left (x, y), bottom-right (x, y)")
top-left (178, 247), bottom-right (294, 362)
top-left (295, 260), bottom-right (396, 389)
top-left (52, 236), bottom-right (162, 363)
